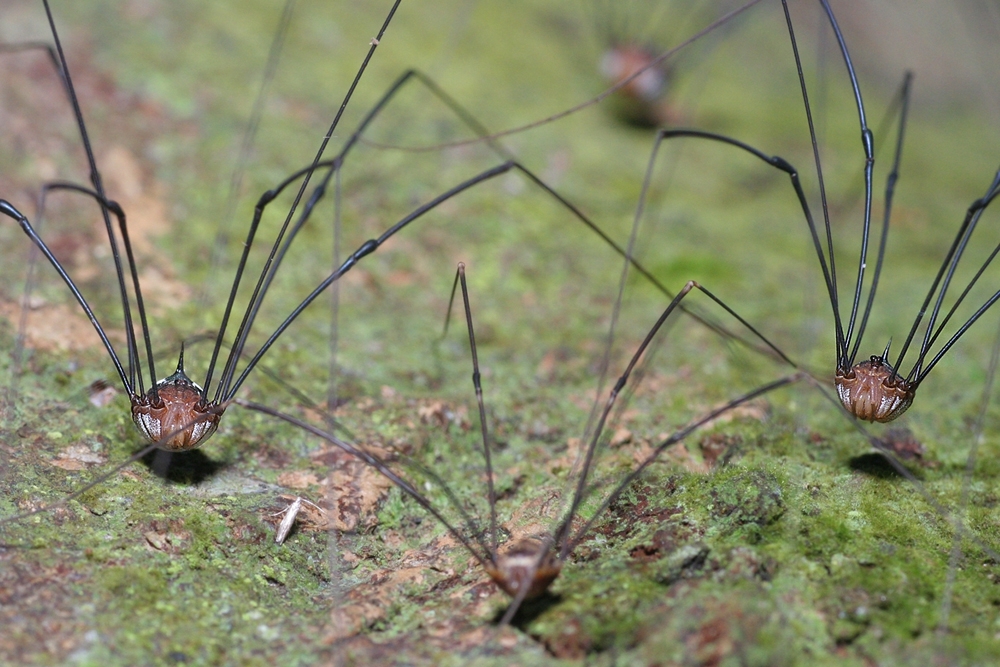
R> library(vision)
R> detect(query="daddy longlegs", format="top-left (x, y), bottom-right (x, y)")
top-left (587, 0), bottom-right (687, 128)
top-left (658, 8), bottom-right (1000, 424)
top-left (239, 260), bottom-right (800, 633)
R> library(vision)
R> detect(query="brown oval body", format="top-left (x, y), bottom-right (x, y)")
top-left (484, 538), bottom-right (562, 600)
top-left (601, 45), bottom-right (666, 103)
top-left (599, 45), bottom-right (676, 127)
top-left (131, 369), bottom-right (223, 451)
top-left (835, 357), bottom-right (915, 423)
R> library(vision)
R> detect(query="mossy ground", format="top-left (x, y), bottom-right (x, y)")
top-left (2, 0), bottom-right (1000, 665)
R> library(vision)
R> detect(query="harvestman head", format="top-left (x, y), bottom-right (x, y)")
top-left (240, 262), bottom-right (800, 623)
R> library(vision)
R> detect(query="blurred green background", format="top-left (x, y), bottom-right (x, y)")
top-left (2, 0), bottom-right (1000, 664)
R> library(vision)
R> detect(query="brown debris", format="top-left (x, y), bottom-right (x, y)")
top-left (878, 427), bottom-right (929, 464)
top-left (276, 470), bottom-right (320, 490)
top-left (142, 519), bottom-right (190, 554)
top-left (86, 379), bottom-right (118, 407)
top-left (264, 435), bottom-right (398, 537)
top-left (0, 299), bottom-right (111, 353)
top-left (323, 539), bottom-right (502, 649)
top-left (49, 444), bottom-right (107, 471)
top-left (323, 458), bottom-right (394, 532)
top-left (417, 400), bottom-right (469, 430)
top-left (699, 433), bottom-right (742, 469)
top-left (609, 427), bottom-right (633, 448)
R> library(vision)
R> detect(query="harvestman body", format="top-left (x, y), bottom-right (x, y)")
top-left (835, 348), bottom-right (913, 423)
top-left (129, 351), bottom-right (220, 452)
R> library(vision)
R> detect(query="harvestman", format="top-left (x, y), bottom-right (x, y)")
top-left (240, 260), bottom-right (800, 623)
top-left (588, 0), bottom-right (742, 129)
top-left (589, 0), bottom-right (683, 128)
top-left (654, 1), bottom-right (1000, 423)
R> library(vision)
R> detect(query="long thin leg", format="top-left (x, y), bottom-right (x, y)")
top-left (0, 34), bottom-right (155, 395)
top-left (327, 166), bottom-right (343, 412)
top-left (801, 0), bottom-right (875, 366)
top-left (201, 0), bottom-right (405, 401)
top-left (564, 373), bottom-right (800, 553)
top-left (35, 0), bottom-right (152, 391)
top-left (848, 72), bottom-right (913, 367)
top-left (451, 263), bottom-right (499, 557)
top-left (656, 127), bottom-right (840, 365)
top-left (36, 181), bottom-right (158, 394)
top-left (0, 199), bottom-right (131, 393)
top-left (554, 277), bottom-right (797, 553)
top-left (904, 171), bottom-right (1000, 384)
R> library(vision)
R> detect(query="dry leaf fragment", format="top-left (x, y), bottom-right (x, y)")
top-left (50, 444), bottom-right (106, 471)
top-left (610, 427), bottom-right (632, 447)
